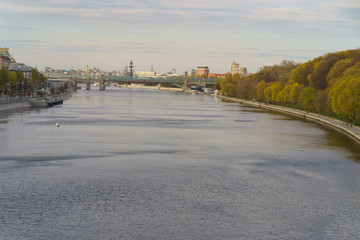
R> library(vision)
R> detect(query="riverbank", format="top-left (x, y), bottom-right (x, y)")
top-left (0, 88), bottom-right (73, 112)
top-left (0, 98), bottom-right (31, 112)
top-left (119, 84), bottom-right (183, 92)
top-left (218, 95), bottom-right (360, 144)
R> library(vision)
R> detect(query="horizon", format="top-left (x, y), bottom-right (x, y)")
top-left (1, 0), bottom-right (359, 74)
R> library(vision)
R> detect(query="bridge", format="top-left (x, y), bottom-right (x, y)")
top-left (48, 74), bottom-right (216, 91)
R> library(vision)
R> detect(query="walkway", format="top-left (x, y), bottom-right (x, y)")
top-left (219, 96), bottom-right (360, 144)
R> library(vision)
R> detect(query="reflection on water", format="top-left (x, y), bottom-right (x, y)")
top-left (0, 87), bottom-right (360, 240)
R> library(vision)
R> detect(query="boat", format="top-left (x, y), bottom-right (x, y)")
top-left (28, 97), bottom-right (63, 107)
top-left (28, 98), bottom-right (49, 107)
top-left (47, 99), bottom-right (63, 107)
top-left (28, 88), bottom-right (72, 108)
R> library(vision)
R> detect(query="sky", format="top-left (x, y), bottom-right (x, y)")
top-left (1, 0), bottom-right (359, 74)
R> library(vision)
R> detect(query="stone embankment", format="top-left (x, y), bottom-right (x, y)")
top-left (0, 98), bottom-right (31, 112)
top-left (0, 89), bottom-right (73, 112)
top-left (218, 96), bottom-right (360, 144)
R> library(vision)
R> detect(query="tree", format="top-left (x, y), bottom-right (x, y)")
top-left (314, 89), bottom-right (331, 114)
top-left (289, 83), bottom-right (305, 105)
top-left (264, 81), bottom-right (283, 102)
top-left (276, 84), bottom-right (292, 104)
top-left (337, 76), bottom-right (360, 124)
top-left (326, 58), bottom-right (353, 84)
top-left (298, 87), bottom-right (316, 111)
top-left (237, 76), bottom-right (257, 100)
top-left (256, 80), bottom-right (268, 101)
top-left (309, 53), bottom-right (345, 90)
top-left (220, 74), bottom-right (238, 97)
top-left (289, 61), bottom-right (313, 86)
top-left (329, 74), bottom-right (360, 123)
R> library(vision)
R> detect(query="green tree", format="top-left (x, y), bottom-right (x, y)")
top-left (329, 74), bottom-right (360, 123)
top-left (276, 84), bottom-right (292, 104)
top-left (309, 53), bottom-right (345, 90)
top-left (289, 61), bottom-right (314, 86)
top-left (237, 77), bottom-right (257, 100)
top-left (289, 83), bottom-right (305, 105)
top-left (264, 81), bottom-right (283, 102)
top-left (314, 89), bottom-right (331, 114)
top-left (256, 80), bottom-right (268, 101)
top-left (337, 76), bottom-right (360, 124)
top-left (298, 87), bottom-right (316, 111)
top-left (220, 74), bottom-right (238, 97)
top-left (327, 58), bottom-right (353, 84)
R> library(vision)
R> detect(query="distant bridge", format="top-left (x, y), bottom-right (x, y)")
top-left (48, 74), bottom-right (216, 91)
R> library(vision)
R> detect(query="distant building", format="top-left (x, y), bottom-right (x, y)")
top-left (134, 65), bottom-right (156, 77)
top-left (134, 71), bottom-right (156, 77)
top-left (0, 48), bottom-right (15, 70)
top-left (9, 63), bottom-right (33, 79)
top-left (0, 48), bottom-right (16, 62)
top-left (231, 60), bottom-right (247, 76)
top-left (188, 69), bottom-right (196, 78)
top-left (195, 66), bottom-right (209, 78)
top-left (0, 55), bottom-right (11, 70)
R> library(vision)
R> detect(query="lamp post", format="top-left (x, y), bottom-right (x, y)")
top-left (21, 81), bottom-right (24, 97)
top-left (16, 82), bottom-right (19, 97)
top-left (6, 82), bottom-right (10, 99)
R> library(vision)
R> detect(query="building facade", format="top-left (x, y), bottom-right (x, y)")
top-left (134, 71), bottom-right (156, 77)
top-left (9, 63), bottom-right (33, 79)
top-left (195, 66), bottom-right (209, 78)
top-left (0, 48), bottom-right (16, 70)
top-left (0, 55), bottom-right (11, 70)
top-left (231, 60), bottom-right (247, 76)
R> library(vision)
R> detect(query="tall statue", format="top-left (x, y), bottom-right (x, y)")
top-left (129, 60), bottom-right (134, 77)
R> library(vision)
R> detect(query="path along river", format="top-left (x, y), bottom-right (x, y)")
top-left (0, 87), bottom-right (360, 239)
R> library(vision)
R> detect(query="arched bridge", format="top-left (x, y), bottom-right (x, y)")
top-left (48, 74), bottom-right (216, 91)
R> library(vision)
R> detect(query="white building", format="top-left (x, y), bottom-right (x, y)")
top-left (231, 60), bottom-right (247, 76)
top-left (134, 71), bottom-right (156, 77)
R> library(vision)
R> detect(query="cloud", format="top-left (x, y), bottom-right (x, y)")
top-left (1, 0), bottom-right (359, 73)
top-left (1, 0), bottom-right (358, 35)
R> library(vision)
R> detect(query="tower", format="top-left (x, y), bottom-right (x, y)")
top-left (129, 60), bottom-right (134, 77)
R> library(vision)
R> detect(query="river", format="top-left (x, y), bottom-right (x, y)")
top-left (1, 87), bottom-right (360, 239)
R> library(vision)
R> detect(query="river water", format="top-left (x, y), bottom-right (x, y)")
top-left (0, 87), bottom-right (360, 240)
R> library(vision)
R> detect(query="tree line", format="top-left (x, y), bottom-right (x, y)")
top-left (218, 49), bottom-right (360, 126)
top-left (0, 69), bottom-right (47, 96)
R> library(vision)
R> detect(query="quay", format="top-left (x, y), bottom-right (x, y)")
top-left (0, 89), bottom-right (73, 112)
top-left (218, 96), bottom-right (360, 144)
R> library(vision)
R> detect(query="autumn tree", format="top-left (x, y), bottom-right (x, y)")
top-left (264, 81), bottom-right (283, 103)
top-left (289, 61), bottom-right (314, 86)
top-left (298, 87), bottom-right (316, 111)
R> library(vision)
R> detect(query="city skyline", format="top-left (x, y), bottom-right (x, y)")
top-left (1, 0), bottom-right (359, 73)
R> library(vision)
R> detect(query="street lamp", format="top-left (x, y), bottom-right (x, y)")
top-left (6, 82), bottom-right (10, 99)
top-left (16, 82), bottom-right (19, 97)
top-left (21, 81), bottom-right (24, 97)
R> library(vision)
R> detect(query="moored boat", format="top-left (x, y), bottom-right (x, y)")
top-left (28, 88), bottom-right (72, 108)
top-left (28, 98), bottom-right (63, 107)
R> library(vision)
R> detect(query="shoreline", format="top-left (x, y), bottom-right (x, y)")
top-left (0, 88), bottom-right (73, 112)
top-left (218, 95), bottom-right (360, 144)
top-left (118, 84), bottom-right (183, 92)
top-left (0, 98), bottom-right (31, 112)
